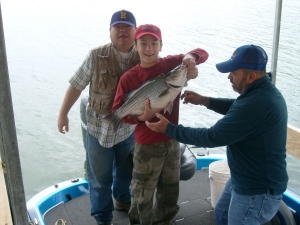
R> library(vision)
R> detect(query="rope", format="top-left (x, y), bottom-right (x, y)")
top-left (28, 218), bottom-right (67, 225)
top-left (55, 219), bottom-right (67, 225)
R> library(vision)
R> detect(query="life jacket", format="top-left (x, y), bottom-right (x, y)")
top-left (88, 43), bottom-right (139, 115)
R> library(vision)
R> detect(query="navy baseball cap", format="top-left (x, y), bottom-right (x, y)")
top-left (216, 45), bottom-right (268, 73)
top-left (110, 10), bottom-right (136, 27)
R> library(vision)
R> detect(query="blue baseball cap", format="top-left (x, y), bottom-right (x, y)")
top-left (110, 10), bottom-right (136, 27)
top-left (216, 45), bottom-right (268, 73)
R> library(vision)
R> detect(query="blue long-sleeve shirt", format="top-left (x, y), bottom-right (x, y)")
top-left (166, 75), bottom-right (288, 195)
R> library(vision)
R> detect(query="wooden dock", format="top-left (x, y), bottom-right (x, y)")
top-left (287, 125), bottom-right (300, 159)
top-left (0, 163), bottom-right (13, 225)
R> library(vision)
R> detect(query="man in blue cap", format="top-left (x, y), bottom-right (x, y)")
top-left (145, 44), bottom-right (289, 225)
top-left (58, 10), bottom-right (139, 225)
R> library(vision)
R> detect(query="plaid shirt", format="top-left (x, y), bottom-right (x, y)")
top-left (70, 45), bottom-right (136, 148)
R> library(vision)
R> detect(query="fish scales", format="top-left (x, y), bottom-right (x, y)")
top-left (103, 65), bottom-right (188, 132)
top-left (117, 76), bottom-right (169, 118)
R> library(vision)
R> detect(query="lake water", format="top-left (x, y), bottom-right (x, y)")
top-left (1, 0), bottom-right (299, 199)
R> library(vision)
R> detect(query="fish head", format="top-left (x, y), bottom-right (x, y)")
top-left (165, 64), bottom-right (188, 89)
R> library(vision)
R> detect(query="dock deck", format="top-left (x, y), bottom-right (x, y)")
top-left (43, 169), bottom-right (215, 225)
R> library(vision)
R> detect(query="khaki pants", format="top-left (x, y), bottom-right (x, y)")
top-left (129, 139), bottom-right (181, 225)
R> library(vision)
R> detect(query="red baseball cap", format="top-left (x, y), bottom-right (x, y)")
top-left (135, 24), bottom-right (162, 41)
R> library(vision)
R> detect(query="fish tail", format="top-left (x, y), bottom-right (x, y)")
top-left (102, 113), bottom-right (122, 133)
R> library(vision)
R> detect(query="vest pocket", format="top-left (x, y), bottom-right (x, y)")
top-left (89, 68), bottom-right (119, 115)
top-left (94, 69), bottom-right (119, 91)
top-left (89, 93), bottom-right (114, 115)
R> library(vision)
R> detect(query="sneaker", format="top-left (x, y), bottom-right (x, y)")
top-left (114, 200), bottom-right (131, 211)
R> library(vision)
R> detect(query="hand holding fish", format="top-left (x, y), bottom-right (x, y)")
top-left (181, 90), bottom-right (202, 105)
top-left (182, 53), bottom-right (198, 79)
top-left (145, 113), bottom-right (170, 134)
top-left (137, 99), bottom-right (162, 122)
top-left (186, 67), bottom-right (198, 80)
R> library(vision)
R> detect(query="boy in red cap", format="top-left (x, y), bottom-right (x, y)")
top-left (112, 24), bottom-right (209, 224)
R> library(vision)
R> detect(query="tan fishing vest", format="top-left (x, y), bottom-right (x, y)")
top-left (89, 43), bottom-right (139, 115)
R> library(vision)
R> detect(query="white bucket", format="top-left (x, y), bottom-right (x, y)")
top-left (209, 160), bottom-right (230, 208)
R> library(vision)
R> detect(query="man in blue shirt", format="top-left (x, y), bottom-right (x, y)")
top-left (145, 44), bottom-right (289, 225)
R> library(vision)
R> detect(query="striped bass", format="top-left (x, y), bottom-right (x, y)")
top-left (103, 64), bottom-right (188, 132)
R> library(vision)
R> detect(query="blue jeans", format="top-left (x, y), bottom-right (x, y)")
top-left (214, 177), bottom-right (282, 225)
top-left (86, 131), bottom-right (134, 224)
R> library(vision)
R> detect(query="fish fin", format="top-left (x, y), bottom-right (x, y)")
top-left (163, 100), bottom-right (174, 115)
top-left (102, 113), bottom-right (122, 133)
top-left (128, 114), bottom-right (139, 118)
top-left (158, 88), bottom-right (170, 98)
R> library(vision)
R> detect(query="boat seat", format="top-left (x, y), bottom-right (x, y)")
top-left (80, 96), bottom-right (197, 181)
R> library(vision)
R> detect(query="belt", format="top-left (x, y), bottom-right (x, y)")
top-left (266, 189), bottom-right (282, 196)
